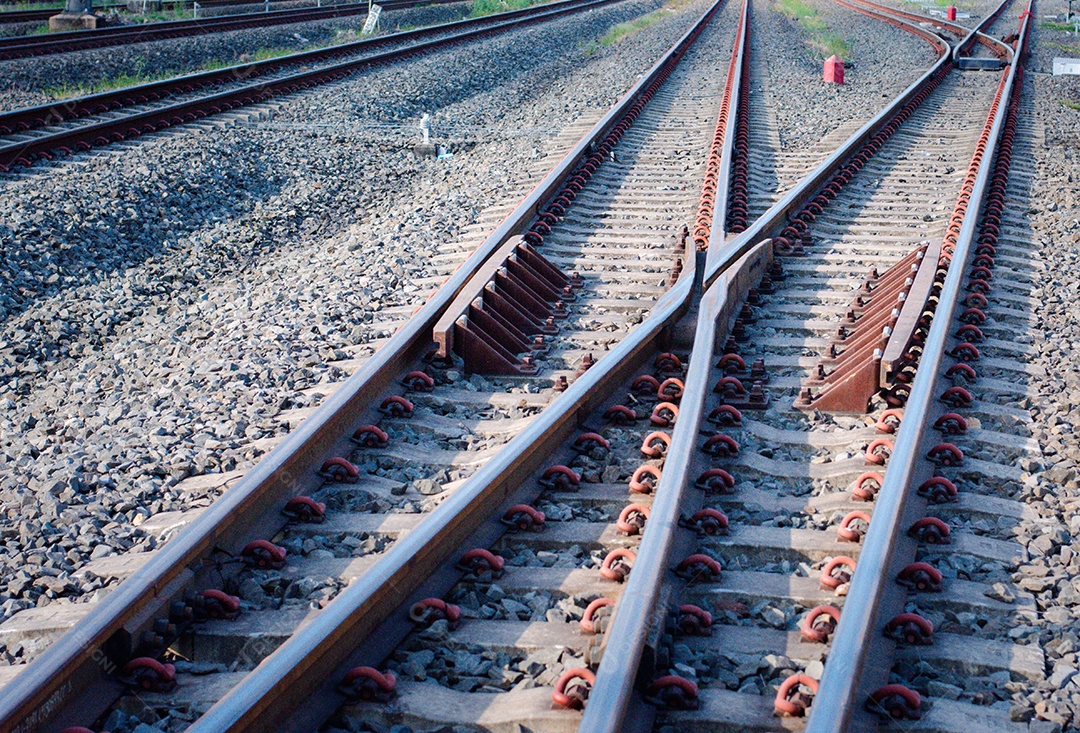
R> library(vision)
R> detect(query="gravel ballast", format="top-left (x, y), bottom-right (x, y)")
top-left (0, 0), bottom-right (718, 668)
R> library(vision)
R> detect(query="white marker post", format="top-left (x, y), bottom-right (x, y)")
top-left (192, 1), bottom-right (199, 18)
top-left (361, 2), bottom-right (381, 34)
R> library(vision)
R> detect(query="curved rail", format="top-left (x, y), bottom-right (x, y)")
top-left (578, 0), bottom-right (1005, 728)
top-left (178, 5), bottom-right (725, 729)
top-left (0, 1), bottom-right (719, 730)
top-left (804, 1), bottom-right (1034, 729)
top-left (0, 0), bottom-right (455, 58)
top-left (575, 1), bottom-right (749, 730)
top-left (701, 0), bottom-right (1011, 287)
top-left (0, 0), bottom-right (621, 171)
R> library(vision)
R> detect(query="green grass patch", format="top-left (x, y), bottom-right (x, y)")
top-left (1042, 20), bottom-right (1079, 31)
top-left (43, 28), bottom-right (365, 99)
top-left (581, 0), bottom-right (690, 54)
top-left (0, 2), bottom-right (63, 12)
top-left (130, 6), bottom-right (191, 22)
top-left (1064, 99), bottom-right (1080, 111)
top-left (775, 0), bottom-right (851, 59)
top-left (468, 0), bottom-right (549, 18)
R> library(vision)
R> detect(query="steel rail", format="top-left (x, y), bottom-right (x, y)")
top-left (803, 2), bottom-right (1034, 730)
top-left (0, 0), bottom-right (621, 171)
top-left (574, 1), bottom-right (748, 731)
top-left (701, 0), bottom-right (1009, 287)
top-left (0, 0), bottom-right (567, 138)
top-left (707, 0), bottom-right (745, 238)
top-left (841, 0), bottom-right (1013, 59)
top-left (0, 0), bottom-right (347, 24)
top-left (0, 0), bottom-right (458, 58)
top-left (174, 4), bottom-right (725, 731)
top-left (0, 2), bottom-right (719, 730)
top-left (580, 1), bottom-right (981, 729)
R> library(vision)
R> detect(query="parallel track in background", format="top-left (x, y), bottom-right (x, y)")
top-left (0, 0), bottom-right (458, 58)
top-left (0, 0), bottom-right (619, 171)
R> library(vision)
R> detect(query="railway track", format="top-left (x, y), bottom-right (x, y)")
top-left (0, 0), bottom-right (338, 25)
top-left (0, 0), bottom-right (619, 172)
top-left (578, 0), bottom-right (1039, 730)
top-left (0, 0), bottom-right (459, 59)
top-left (0, 0), bottom-right (1044, 730)
top-left (0, 0), bottom-right (732, 729)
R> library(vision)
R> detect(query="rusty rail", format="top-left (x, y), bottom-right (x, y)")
top-left (580, 0), bottom-right (998, 728)
top-left (804, 0), bottom-right (1033, 728)
top-left (575, 1), bottom-right (749, 730)
top-left (0, 1), bottom-right (723, 730)
top-left (176, 6), bottom-right (728, 729)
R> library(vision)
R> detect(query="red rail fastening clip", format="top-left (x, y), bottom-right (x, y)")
top-left (708, 405), bottom-right (743, 427)
top-left (641, 431), bottom-right (672, 458)
top-left (241, 539), bottom-right (287, 569)
top-left (918, 476), bottom-right (958, 503)
top-left (580, 597), bottom-right (616, 634)
top-left (702, 434), bottom-right (739, 457)
top-left (718, 353), bottom-right (746, 373)
top-left (629, 464), bottom-right (662, 494)
top-left (934, 412), bottom-right (968, 435)
top-left (684, 508), bottom-right (729, 536)
top-left (540, 465), bottom-right (581, 491)
top-left (655, 352), bottom-right (684, 375)
top-left (122, 657), bottom-right (176, 692)
top-left (695, 468), bottom-right (735, 494)
top-left (645, 675), bottom-right (699, 710)
top-left (341, 667), bottom-right (396, 701)
top-left (352, 425), bottom-right (389, 448)
top-left (675, 554), bottom-right (722, 582)
top-left (927, 443), bottom-right (963, 466)
top-left (617, 504), bottom-right (650, 535)
top-left (600, 548), bottom-right (636, 582)
top-left (282, 496), bottom-right (326, 523)
top-left (458, 548), bottom-right (504, 576)
top-left (875, 409), bottom-right (903, 433)
top-left (401, 371), bottom-right (435, 391)
top-left (864, 439), bottom-right (893, 466)
top-left (658, 378), bottom-right (685, 401)
top-left (800, 605), bottom-right (841, 643)
top-left (851, 471), bottom-right (884, 501)
top-left (573, 432), bottom-right (611, 454)
top-left (940, 386), bottom-right (973, 408)
top-left (775, 673), bottom-right (818, 717)
top-left (200, 589), bottom-right (241, 620)
top-left (884, 612), bottom-right (934, 645)
top-left (319, 457), bottom-right (360, 483)
top-left (908, 516), bottom-right (951, 544)
top-left (604, 405), bottom-right (639, 424)
top-left (675, 604), bottom-right (713, 636)
top-left (502, 504), bottom-right (546, 532)
top-left (631, 374), bottom-right (661, 395)
top-left (820, 556), bottom-right (857, 593)
top-left (379, 395), bottom-right (414, 418)
top-left (650, 402), bottom-right (679, 427)
top-left (867, 684), bottom-right (921, 720)
top-left (409, 598), bottom-right (461, 628)
top-left (552, 668), bottom-right (595, 709)
top-left (836, 511), bottom-right (872, 542)
top-left (714, 376), bottom-right (746, 397)
top-left (897, 562), bottom-right (942, 592)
